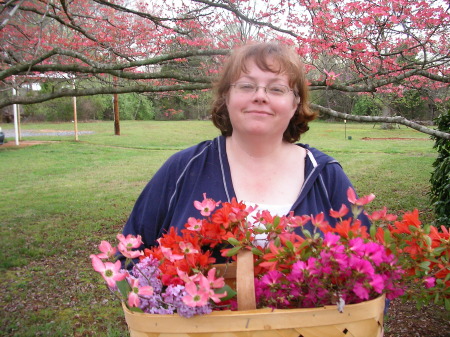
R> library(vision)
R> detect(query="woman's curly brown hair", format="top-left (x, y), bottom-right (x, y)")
top-left (211, 42), bottom-right (317, 143)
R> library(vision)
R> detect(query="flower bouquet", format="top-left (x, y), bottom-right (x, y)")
top-left (91, 188), bottom-right (449, 337)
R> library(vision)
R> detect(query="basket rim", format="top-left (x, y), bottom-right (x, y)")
top-left (122, 294), bottom-right (385, 333)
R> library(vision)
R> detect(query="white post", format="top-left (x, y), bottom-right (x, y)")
top-left (73, 81), bottom-right (78, 141)
top-left (12, 87), bottom-right (19, 146)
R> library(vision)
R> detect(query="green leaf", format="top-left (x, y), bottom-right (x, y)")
top-left (216, 284), bottom-right (237, 302)
top-left (419, 261), bottom-right (431, 270)
top-left (370, 224), bottom-right (376, 239)
top-left (129, 307), bottom-right (144, 313)
top-left (383, 230), bottom-right (392, 244)
top-left (273, 216), bottom-right (280, 226)
top-left (274, 236), bottom-right (281, 247)
top-left (432, 246), bottom-right (447, 256)
top-left (445, 297), bottom-right (450, 311)
top-left (285, 240), bottom-right (294, 251)
top-left (225, 246), bottom-right (242, 257)
top-left (227, 237), bottom-right (240, 246)
top-left (251, 247), bottom-right (263, 256)
top-left (408, 225), bottom-right (418, 233)
top-left (302, 229), bottom-right (312, 239)
top-left (116, 279), bottom-right (131, 299)
top-left (424, 235), bottom-right (432, 248)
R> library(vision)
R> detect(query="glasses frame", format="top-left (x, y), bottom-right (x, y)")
top-left (230, 82), bottom-right (295, 97)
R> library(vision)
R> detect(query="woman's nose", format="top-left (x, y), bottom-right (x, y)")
top-left (252, 86), bottom-right (268, 102)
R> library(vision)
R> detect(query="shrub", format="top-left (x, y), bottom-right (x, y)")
top-left (429, 111), bottom-right (450, 226)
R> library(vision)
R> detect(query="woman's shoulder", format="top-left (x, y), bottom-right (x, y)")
top-left (297, 143), bottom-right (339, 166)
top-left (162, 136), bottom-right (222, 168)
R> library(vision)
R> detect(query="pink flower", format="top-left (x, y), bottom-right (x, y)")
top-left (324, 69), bottom-right (341, 85)
top-left (117, 234), bottom-right (143, 259)
top-left (117, 234), bottom-right (143, 249)
top-left (186, 217), bottom-right (203, 231)
top-left (203, 271), bottom-right (227, 303)
top-left (118, 243), bottom-right (143, 259)
top-left (206, 268), bottom-right (225, 289)
top-left (182, 280), bottom-right (210, 307)
top-left (329, 204), bottom-right (349, 218)
top-left (310, 213), bottom-right (329, 228)
top-left (285, 212), bottom-right (311, 228)
top-left (194, 193), bottom-right (220, 216)
top-left (90, 255), bottom-right (127, 289)
top-left (160, 245), bottom-right (184, 262)
top-left (179, 242), bottom-right (199, 255)
top-left (96, 240), bottom-right (117, 259)
top-left (368, 207), bottom-right (398, 221)
top-left (347, 188), bottom-right (375, 206)
top-left (127, 277), bottom-right (154, 307)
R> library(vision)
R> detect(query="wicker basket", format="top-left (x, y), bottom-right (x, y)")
top-left (122, 250), bottom-right (385, 337)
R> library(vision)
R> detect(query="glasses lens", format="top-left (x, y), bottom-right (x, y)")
top-left (267, 85), bottom-right (289, 96)
top-left (232, 82), bottom-right (291, 96)
top-left (235, 83), bottom-right (256, 92)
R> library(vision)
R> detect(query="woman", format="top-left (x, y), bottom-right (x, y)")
top-left (122, 42), bottom-right (370, 252)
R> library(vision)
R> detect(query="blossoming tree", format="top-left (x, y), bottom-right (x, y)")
top-left (1, 0), bottom-right (449, 139)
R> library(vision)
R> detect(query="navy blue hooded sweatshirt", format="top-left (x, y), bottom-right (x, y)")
top-left (122, 136), bottom-right (371, 252)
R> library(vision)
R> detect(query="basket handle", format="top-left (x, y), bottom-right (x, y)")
top-left (236, 249), bottom-right (256, 310)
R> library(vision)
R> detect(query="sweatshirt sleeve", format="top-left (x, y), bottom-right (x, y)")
top-left (121, 152), bottom-right (182, 250)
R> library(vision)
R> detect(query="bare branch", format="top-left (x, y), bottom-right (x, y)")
top-left (311, 104), bottom-right (450, 140)
top-left (0, 0), bottom-right (24, 30)
top-left (0, 82), bottom-right (211, 108)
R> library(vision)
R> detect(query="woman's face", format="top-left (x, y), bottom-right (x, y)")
top-left (226, 59), bottom-right (299, 141)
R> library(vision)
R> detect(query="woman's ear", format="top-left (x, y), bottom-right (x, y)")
top-left (294, 95), bottom-right (301, 107)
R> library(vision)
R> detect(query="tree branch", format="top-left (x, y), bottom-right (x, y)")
top-left (311, 104), bottom-right (450, 140)
top-left (0, 83), bottom-right (212, 108)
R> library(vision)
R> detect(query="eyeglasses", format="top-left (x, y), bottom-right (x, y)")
top-left (230, 82), bottom-right (294, 97)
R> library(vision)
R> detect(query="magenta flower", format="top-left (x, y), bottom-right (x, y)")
top-left (353, 282), bottom-right (370, 300)
top-left (424, 277), bottom-right (436, 289)
top-left (323, 233), bottom-right (340, 247)
top-left (260, 270), bottom-right (283, 287)
top-left (370, 274), bottom-right (385, 294)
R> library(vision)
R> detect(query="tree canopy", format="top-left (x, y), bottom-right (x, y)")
top-left (1, 0), bottom-right (449, 138)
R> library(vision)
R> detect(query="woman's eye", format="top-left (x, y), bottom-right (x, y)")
top-left (269, 86), bottom-right (286, 94)
top-left (239, 83), bottom-right (255, 90)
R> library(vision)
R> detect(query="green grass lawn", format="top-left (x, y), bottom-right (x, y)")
top-left (0, 120), bottom-right (437, 336)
